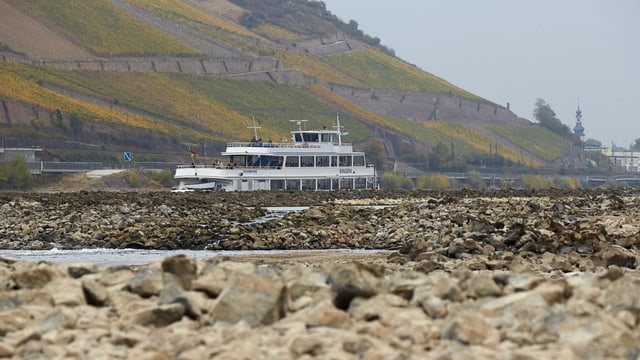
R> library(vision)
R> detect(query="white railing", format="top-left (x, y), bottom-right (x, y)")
top-left (226, 142), bottom-right (352, 149)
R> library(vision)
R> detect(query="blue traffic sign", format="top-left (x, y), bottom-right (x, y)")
top-left (123, 151), bottom-right (132, 162)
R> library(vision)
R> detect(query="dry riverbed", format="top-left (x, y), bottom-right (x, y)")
top-left (0, 189), bottom-right (639, 358)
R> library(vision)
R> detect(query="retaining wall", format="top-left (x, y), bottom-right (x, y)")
top-left (329, 85), bottom-right (529, 126)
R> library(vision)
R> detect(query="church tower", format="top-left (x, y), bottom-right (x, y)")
top-left (573, 103), bottom-right (585, 141)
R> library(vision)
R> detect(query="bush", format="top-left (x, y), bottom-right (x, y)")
top-left (0, 157), bottom-right (34, 190)
top-left (466, 171), bottom-right (486, 189)
top-left (553, 176), bottom-right (581, 189)
top-left (150, 169), bottom-right (175, 188)
top-left (127, 170), bottom-right (139, 188)
top-left (520, 175), bottom-right (552, 189)
top-left (416, 174), bottom-right (450, 189)
top-left (380, 172), bottom-right (413, 190)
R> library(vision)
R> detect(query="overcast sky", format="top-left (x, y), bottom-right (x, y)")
top-left (322, 0), bottom-right (639, 148)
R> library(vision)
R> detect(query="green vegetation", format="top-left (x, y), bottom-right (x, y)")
top-left (520, 175), bottom-right (553, 189)
top-left (533, 98), bottom-right (573, 138)
top-left (0, 62), bottom-right (375, 144)
top-left (486, 124), bottom-right (573, 162)
top-left (380, 172), bottom-right (413, 190)
top-left (150, 169), bottom-right (175, 188)
top-left (0, 65), bottom-right (208, 142)
top-left (553, 176), bottom-right (581, 189)
top-left (0, 1), bottom-right (589, 172)
top-left (127, 170), bottom-right (140, 187)
top-left (465, 171), bottom-right (486, 189)
top-left (124, 0), bottom-right (262, 49)
top-left (0, 157), bottom-right (34, 190)
top-left (10, 0), bottom-right (199, 55)
top-left (325, 47), bottom-right (481, 98)
top-left (424, 122), bottom-right (530, 166)
top-left (232, 0), bottom-right (395, 55)
top-left (415, 174), bottom-right (450, 189)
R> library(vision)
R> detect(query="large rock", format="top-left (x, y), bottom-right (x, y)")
top-left (283, 299), bottom-right (351, 328)
top-left (442, 310), bottom-right (501, 346)
top-left (162, 255), bottom-right (197, 290)
top-left (193, 260), bottom-right (256, 298)
top-left (327, 262), bottom-right (384, 310)
top-left (209, 272), bottom-right (284, 326)
top-left (128, 267), bottom-right (163, 298)
top-left (125, 303), bottom-right (186, 327)
top-left (10, 265), bottom-right (57, 289)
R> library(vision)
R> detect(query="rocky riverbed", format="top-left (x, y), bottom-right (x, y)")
top-left (0, 189), bottom-right (639, 358)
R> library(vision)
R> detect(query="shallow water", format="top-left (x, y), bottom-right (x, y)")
top-left (0, 206), bottom-right (386, 266)
top-left (0, 248), bottom-right (378, 267)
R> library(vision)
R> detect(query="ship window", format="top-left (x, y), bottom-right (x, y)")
top-left (316, 156), bottom-right (330, 167)
top-left (340, 178), bottom-right (353, 189)
top-left (331, 178), bottom-right (339, 189)
top-left (270, 179), bottom-right (285, 190)
top-left (285, 156), bottom-right (299, 167)
top-left (317, 179), bottom-right (331, 190)
top-left (339, 155), bottom-right (352, 166)
top-left (269, 156), bottom-right (284, 168)
top-left (302, 179), bottom-right (316, 190)
top-left (321, 133), bottom-right (332, 142)
top-left (331, 156), bottom-right (337, 167)
top-left (302, 133), bottom-right (319, 142)
top-left (300, 156), bottom-right (314, 167)
top-left (355, 178), bottom-right (367, 189)
top-left (286, 179), bottom-right (300, 190)
top-left (294, 133), bottom-right (303, 142)
top-left (353, 156), bottom-right (364, 166)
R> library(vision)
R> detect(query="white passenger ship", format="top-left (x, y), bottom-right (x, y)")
top-left (174, 119), bottom-right (377, 191)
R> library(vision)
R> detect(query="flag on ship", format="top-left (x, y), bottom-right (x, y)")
top-left (190, 150), bottom-right (198, 157)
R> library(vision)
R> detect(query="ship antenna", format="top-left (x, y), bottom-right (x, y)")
top-left (334, 115), bottom-right (343, 146)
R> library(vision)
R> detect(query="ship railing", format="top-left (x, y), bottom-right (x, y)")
top-left (177, 164), bottom-right (283, 170)
top-left (226, 141), bottom-right (351, 148)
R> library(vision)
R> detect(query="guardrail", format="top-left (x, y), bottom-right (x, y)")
top-left (26, 161), bottom-right (186, 174)
top-left (28, 162), bottom-right (103, 174)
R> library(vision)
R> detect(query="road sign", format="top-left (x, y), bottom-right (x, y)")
top-left (123, 151), bottom-right (132, 162)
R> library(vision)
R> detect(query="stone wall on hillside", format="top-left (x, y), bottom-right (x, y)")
top-left (329, 85), bottom-right (530, 126)
top-left (1, 52), bottom-right (283, 78)
top-left (251, 32), bottom-right (365, 57)
top-left (0, 99), bottom-right (40, 125)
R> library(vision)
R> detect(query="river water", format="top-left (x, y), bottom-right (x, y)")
top-left (0, 206), bottom-right (383, 266)
top-left (0, 248), bottom-right (378, 267)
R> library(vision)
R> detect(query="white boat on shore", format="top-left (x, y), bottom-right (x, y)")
top-left (174, 118), bottom-right (377, 191)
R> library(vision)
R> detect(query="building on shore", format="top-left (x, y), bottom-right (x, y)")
top-left (585, 145), bottom-right (640, 172)
top-left (0, 147), bottom-right (43, 162)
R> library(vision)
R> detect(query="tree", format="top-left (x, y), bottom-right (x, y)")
top-left (0, 156), bottom-right (34, 190)
top-left (362, 138), bottom-right (386, 170)
top-left (631, 138), bottom-right (640, 151)
top-left (533, 98), bottom-right (571, 136)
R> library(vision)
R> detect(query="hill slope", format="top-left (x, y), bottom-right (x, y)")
top-left (0, 0), bottom-right (578, 172)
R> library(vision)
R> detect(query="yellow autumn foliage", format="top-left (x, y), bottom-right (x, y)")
top-left (0, 69), bottom-right (205, 139)
top-left (326, 47), bottom-right (481, 98)
top-left (278, 52), bottom-right (358, 86)
top-left (423, 121), bottom-right (542, 167)
top-left (11, 0), bottom-right (199, 56)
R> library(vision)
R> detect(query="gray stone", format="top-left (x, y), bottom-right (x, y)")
top-left (327, 262), bottom-right (384, 310)
top-left (129, 267), bottom-right (163, 298)
top-left (81, 278), bottom-right (109, 306)
top-left (162, 255), bottom-right (197, 290)
top-left (209, 273), bottom-right (284, 326)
